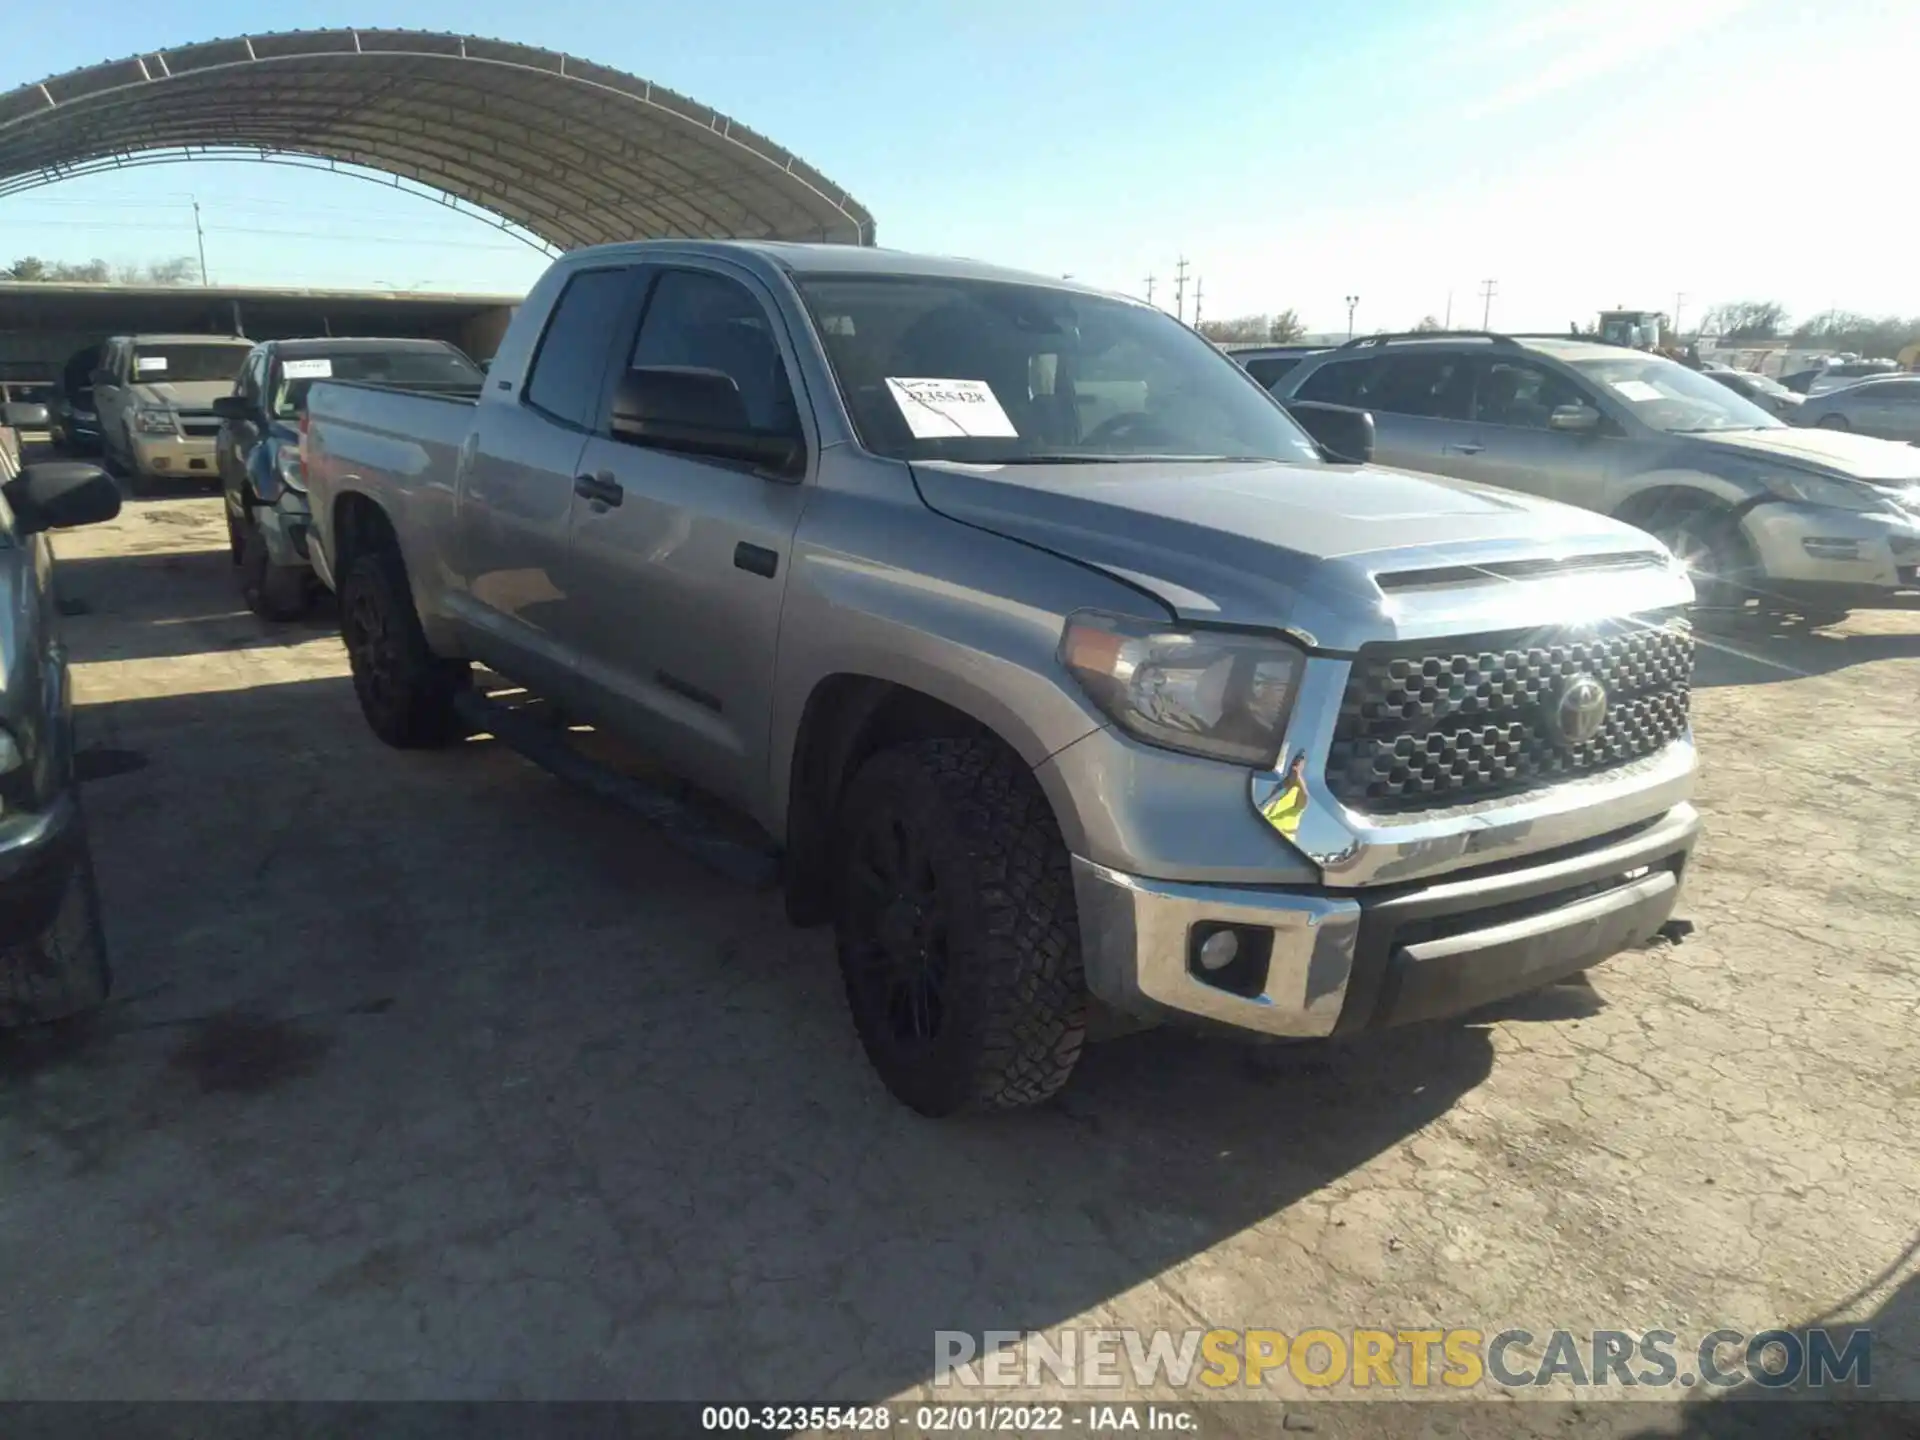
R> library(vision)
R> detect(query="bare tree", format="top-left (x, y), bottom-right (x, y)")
top-left (1790, 309), bottom-right (1920, 359)
top-left (1268, 308), bottom-right (1306, 343)
top-left (7, 255), bottom-right (197, 285)
top-left (1197, 309), bottom-right (1309, 344)
top-left (2, 256), bottom-right (48, 281)
top-left (145, 256), bottom-right (200, 285)
top-left (1699, 300), bottom-right (1787, 340)
top-left (1413, 314), bottom-right (1443, 332)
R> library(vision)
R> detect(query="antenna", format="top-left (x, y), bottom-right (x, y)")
top-left (192, 197), bottom-right (210, 286)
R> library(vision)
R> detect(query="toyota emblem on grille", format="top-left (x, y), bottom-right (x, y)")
top-left (1549, 674), bottom-right (1609, 748)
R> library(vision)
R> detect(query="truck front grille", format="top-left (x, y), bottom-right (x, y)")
top-left (1325, 612), bottom-right (1693, 814)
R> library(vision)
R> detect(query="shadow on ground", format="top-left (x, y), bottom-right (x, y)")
top-left (0, 669), bottom-right (1521, 1400)
top-left (1691, 609), bottom-right (1920, 690)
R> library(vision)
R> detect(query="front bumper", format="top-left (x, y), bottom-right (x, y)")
top-left (1742, 500), bottom-right (1920, 592)
top-left (1073, 801), bottom-right (1698, 1037)
top-left (258, 489), bottom-right (315, 569)
top-left (0, 790), bottom-right (84, 950)
top-left (130, 431), bottom-right (219, 479)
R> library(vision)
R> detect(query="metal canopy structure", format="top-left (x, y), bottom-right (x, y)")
top-left (0, 30), bottom-right (874, 252)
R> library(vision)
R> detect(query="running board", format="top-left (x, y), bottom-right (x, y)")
top-left (452, 689), bottom-right (782, 891)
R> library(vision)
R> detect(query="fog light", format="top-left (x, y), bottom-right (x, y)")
top-left (1198, 930), bottom-right (1240, 971)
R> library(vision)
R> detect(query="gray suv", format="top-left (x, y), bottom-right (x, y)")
top-left (1274, 332), bottom-right (1920, 620)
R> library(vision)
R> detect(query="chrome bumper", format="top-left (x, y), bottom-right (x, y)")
top-left (1073, 802), bottom-right (1699, 1038)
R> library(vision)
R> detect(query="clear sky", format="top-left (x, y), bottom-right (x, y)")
top-left (2, 0), bottom-right (1914, 333)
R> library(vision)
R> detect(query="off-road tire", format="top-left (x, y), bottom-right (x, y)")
top-left (340, 547), bottom-right (469, 749)
top-left (0, 823), bottom-right (110, 1028)
top-left (238, 517), bottom-right (309, 621)
top-left (833, 737), bottom-right (1086, 1116)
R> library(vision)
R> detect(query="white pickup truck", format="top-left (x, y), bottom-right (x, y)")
top-left (301, 241), bottom-right (1701, 1115)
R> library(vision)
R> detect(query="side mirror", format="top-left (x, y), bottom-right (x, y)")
top-left (3, 462), bottom-right (121, 534)
top-left (2, 402), bottom-right (39, 428)
top-left (609, 366), bottom-right (802, 474)
top-left (211, 395), bottom-right (253, 422)
top-left (1549, 403), bottom-right (1602, 433)
top-left (1286, 401), bottom-right (1375, 465)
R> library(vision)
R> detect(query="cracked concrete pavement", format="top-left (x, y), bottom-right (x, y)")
top-left (0, 485), bottom-right (1913, 1425)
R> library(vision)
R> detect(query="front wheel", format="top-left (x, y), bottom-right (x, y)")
top-left (833, 737), bottom-right (1087, 1116)
top-left (1817, 414), bottom-right (1851, 431)
top-left (1650, 505), bottom-right (1756, 614)
top-left (339, 547), bottom-right (469, 749)
top-left (238, 515), bottom-right (310, 621)
top-left (0, 820), bottom-right (111, 1028)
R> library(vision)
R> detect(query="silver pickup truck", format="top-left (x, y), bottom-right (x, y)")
top-left (302, 241), bottom-right (1701, 1116)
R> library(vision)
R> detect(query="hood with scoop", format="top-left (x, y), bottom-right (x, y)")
top-left (910, 457), bottom-right (1683, 640)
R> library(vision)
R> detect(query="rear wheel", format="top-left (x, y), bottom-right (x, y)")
top-left (1817, 413), bottom-right (1850, 430)
top-left (339, 547), bottom-right (469, 748)
top-left (0, 820), bottom-right (110, 1028)
top-left (833, 737), bottom-right (1086, 1116)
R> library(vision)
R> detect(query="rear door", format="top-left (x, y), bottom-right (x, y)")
top-left (1457, 355), bottom-right (1616, 506)
top-left (1850, 382), bottom-right (1920, 442)
top-left (451, 264), bottom-right (644, 701)
top-left (561, 261), bottom-right (814, 810)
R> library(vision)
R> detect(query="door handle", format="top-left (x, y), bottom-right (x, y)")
top-left (734, 542), bottom-right (779, 578)
top-left (573, 473), bottom-right (623, 506)
top-left (1447, 442), bottom-right (1485, 456)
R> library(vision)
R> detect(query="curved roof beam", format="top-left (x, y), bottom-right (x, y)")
top-left (0, 29), bottom-right (874, 249)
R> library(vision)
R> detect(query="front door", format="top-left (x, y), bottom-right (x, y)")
top-left (1458, 357), bottom-right (1617, 509)
top-left (562, 262), bottom-right (813, 811)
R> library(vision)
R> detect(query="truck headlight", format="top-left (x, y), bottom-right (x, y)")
top-left (1760, 473), bottom-right (1889, 513)
top-left (275, 445), bottom-right (307, 493)
top-left (1061, 612), bottom-right (1303, 766)
top-left (133, 407), bottom-right (178, 435)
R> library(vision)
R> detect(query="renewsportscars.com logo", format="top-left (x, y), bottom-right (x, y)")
top-left (934, 1327), bottom-right (1873, 1392)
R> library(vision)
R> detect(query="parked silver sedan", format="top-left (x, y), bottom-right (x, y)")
top-left (1796, 375), bottom-right (1920, 443)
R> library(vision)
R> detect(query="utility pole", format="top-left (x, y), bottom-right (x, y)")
top-left (1143, 272), bottom-right (1156, 308)
top-left (1444, 289), bottom-right (1453, 328)
top-left (1174, 256), bottom-right (1189, 324)
top-left (1673, 291), bottom-right (1688, 338)
top-left (1193, 277), bottom-right (1204, 330)
top-left (1345, 294), bottom-right (1360, 340)
top-left (1479, 278), bottom-right (1498, 329)
top-left (192, 197), bottom-right (209, 285)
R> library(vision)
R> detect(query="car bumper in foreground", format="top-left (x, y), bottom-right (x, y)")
top-left (1743, 500), bottom-right (1920, 593)
top-left (1073, 802), bottom-right (1699, 1037)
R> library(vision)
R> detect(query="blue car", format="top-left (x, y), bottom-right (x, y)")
top-left (213, 337), bottom-right (485, 618)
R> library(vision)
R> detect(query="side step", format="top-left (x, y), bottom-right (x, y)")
top-left (452, 689), bottom-right (783, 891)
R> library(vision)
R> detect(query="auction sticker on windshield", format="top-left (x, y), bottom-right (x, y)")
top-left (136, 356), bottom-right (168, 373)
top-left (282, 358), bottom-right (333, 380)
top-left (886, 377), bottom-right (1019, 439)
top-left (1610, 380), bottom-right (1664, 402)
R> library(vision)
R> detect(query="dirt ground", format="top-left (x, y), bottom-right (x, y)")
top-left (0, 476), bottom-right (1913, 1429)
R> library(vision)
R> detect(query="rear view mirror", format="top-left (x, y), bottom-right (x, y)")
top-left (1286, 401), bottom-right (1375, 465)
top-left (211, 395), bottom-right (252, 421)
top-left (609, 366), bottom-right (802, 475)
top-left (1549, 403), bottom-right (1601, 433)
top-left (3, 462), bottom-right (121, 534)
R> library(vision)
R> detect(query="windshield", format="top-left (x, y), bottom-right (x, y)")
top-left (796, 275), bottom-right (1321, 465)
top-left (1571, 354), bottom-right (1781, 433)
top-left (133, 344), bottom-right (251, 385)
top-left (271, 346), bottom-right (484, 417)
